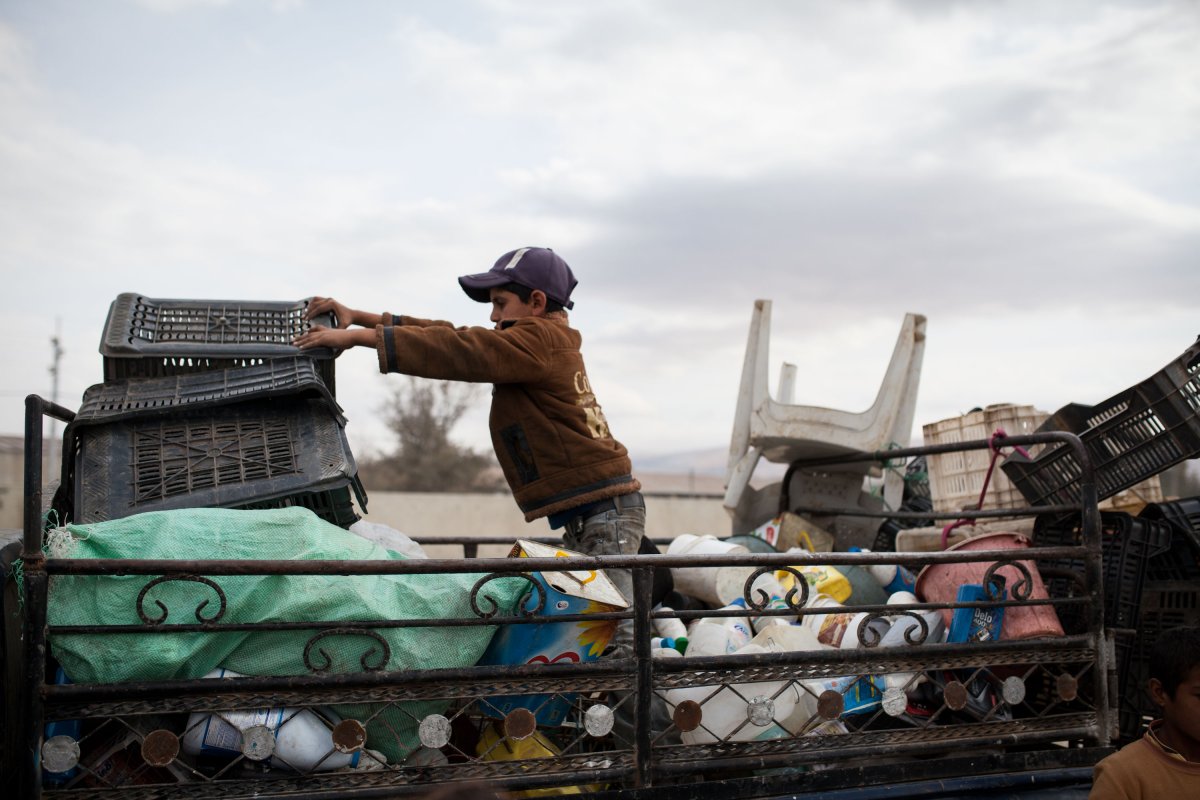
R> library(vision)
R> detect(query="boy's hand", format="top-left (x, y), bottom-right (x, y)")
top-left (293, 325), bottom-right (372, 351)
top-left (305, 297), bottom-right (354, 329)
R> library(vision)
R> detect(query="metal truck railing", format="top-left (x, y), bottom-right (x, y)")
top-left (12, 394), bottom-right (1112, 798)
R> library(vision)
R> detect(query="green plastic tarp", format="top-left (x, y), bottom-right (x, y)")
top-left (46, 506), bottom-right (525, 763)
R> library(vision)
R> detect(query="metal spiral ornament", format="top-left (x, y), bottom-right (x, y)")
top-left (742, 565), bottom-right (809, 610)
top-left (470, 572), bottom-right (545, 619)
top-left (854, 611), bottom-right (891, 648)
top-left (983, 559), bottom-right (1033, 600)
top-left (303, 627), bottom-right (391, 673)
top-left (136, 574), bottom-right (227, 625)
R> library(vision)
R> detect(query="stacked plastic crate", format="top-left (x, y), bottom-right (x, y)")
top-left (923, 403), bottom-right (1163, 515)
top-left (994, 338), bottom-right (1200, 743)
top-left (53, 293), bottom-right (366, 527)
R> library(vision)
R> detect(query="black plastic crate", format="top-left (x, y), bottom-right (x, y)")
top-left (1116, 580), bottom-right (1200, 743)
top-left (1140, 529), bottom-right (1200, 584)
top-left (75, 358), bottom-right (343, 426)
top-left (234, 482), bottom-right (364, 529)
top-left (1034, 511), bottom-right (1175, 743)
top-left (1139, 494), bottom-right (1200, 561)
top-left (1001, 339), bottom-right (1200, 507)
top-left (100, 293), bottom-right (339, 394)
top-left (1033, 511), bottom-right (1172, 631)
top-left (64, 397), bottom-right (363, 524)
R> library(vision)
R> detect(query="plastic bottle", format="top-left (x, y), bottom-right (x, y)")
top-left (685, 600), bottom-right (753, 656)
top-left (651, 636), bottom-right (688, 654)
top-left (839, 612), bottom-right (891, 649)
top-left (778, 555), bottom-right (852, 603)
top-left (665, 643), bottom-right (801, 744)
top-left (877, 593), bottom-right (947, 693)
top-left (750, 594), bottom-right (798, 633)
top-left (836, 565), bottom-right (889, 607)
top-left (181, 668), bottom-right (361, 772)
top-left (800, 594), bottom-right (860, 647)
top-left (652, 606), bottom-right (688, 641)
top-left (850, 547), bottom-right (917, 594)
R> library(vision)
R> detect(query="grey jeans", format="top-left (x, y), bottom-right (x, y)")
top-left (562, 504), bottom-right (645, 639)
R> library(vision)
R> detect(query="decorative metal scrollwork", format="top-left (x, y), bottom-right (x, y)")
top-left (853, 611), bottom-right (890, 648)
top-left (982, 559), bottom-right (1033, 600)
top-left (303, 627), bottom-right (391, 673)
top-left (887, 611), bottom-right (934, 646)
top-left (744, 566), bottom-right (809, 610)
top-left (136, 574), bottom-right (227, 625)
top-left (470, 572), bottom-right (545, 619)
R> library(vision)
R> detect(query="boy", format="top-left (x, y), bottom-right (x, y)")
top-left (1089, 625), bottom-right (1200, 798)
top-left (293, 246), bottom-right (645, 655)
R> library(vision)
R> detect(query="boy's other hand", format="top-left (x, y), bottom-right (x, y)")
top-left (293, 325), bottom-right (371, 352)
top-left (305, 297), bottom-right (353, 329)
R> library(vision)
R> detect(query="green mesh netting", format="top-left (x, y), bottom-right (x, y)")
top-left (45, 506), bottom-right (525, 763)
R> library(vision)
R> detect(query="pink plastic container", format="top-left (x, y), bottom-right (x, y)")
top-left (914, 531), bottom-right (1064, 641)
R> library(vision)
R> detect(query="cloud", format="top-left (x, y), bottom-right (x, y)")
top-left (0, 2), bottom-right (1197, 465)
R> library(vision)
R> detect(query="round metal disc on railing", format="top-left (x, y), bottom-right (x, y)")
top-left (882, 687), bottom-right (908, 717)
top-left (240, 725), bottom-right (276, 761)
top-left (1002, 676), bottom-right (1027, 705)
top-left (817, 690), bottom-right (844, 720)
top-left (503, 708), bottom-right (538, 741)
top-left (584, 704), bottom-right (615, 737)
top-left (943, 681), bottom-right (969, 711)
top-left (140, 729), bottom-right (180, 767)
top-left (332, 719), bottom-right (368, 754)
top-left (672, 700), bottom-right (703, 733)
top-left (42, 735), bottom-right (81, 774)
top-left (746, 696), bottom-right (776, 727)
top-left (418, 714), bottom-right (453, 750)
top-left (1057, 673), bottom-right (1079, 702)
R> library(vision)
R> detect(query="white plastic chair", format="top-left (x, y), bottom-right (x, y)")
top-left (724, 300), bottom-right (926, 542)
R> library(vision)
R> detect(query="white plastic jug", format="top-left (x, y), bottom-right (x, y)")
top-left (665, 644), bottom-right (800, 744)
top-left (667, 534), bottom-right (751, 605)
top-left (685, 602), bottom-right (753, 656)
top-left (877, 595), bottom-right (946, 693)
top-left (181, 668), bottom-right (361, 772)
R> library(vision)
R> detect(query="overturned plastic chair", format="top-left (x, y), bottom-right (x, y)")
top-left (724, 300), bottom-right (926, 547)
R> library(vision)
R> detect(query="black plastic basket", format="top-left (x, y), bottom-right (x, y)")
top-left (233, 483), bottom-right (363, 528)
top-left (1117, 580), bottom-right (1200, 743)
top-left (1033, 511), bottom-right (1173, 631)
top-left (63, 397), bottom-right (364, 524)
top-left (75, 358), bottom-right (343, 426)
top-left (100, 293), bottom-right (340, 394)
top-left (1001, 339), bottom-right (1200, 507)
top-left (1034, 511), bottom-right (1175, 743)
top-left (1139, 494), bottom-right (1200, 562)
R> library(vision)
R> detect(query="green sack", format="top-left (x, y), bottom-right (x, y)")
top-left (47, 506), bottom-right (525, 762)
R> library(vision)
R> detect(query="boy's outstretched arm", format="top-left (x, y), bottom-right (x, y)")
top-left (305, 297), bottom-right (377, 329)
top-left (292, 325), bottom-right (375, 351)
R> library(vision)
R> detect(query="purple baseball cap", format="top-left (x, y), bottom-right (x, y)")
top-left (458, 247), bottom-right (578, 310)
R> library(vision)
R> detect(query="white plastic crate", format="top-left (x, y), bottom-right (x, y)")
top-left (923, 404), bottom-right (1165, 514)
top-left (922, 404), bottom-right (1049, 513)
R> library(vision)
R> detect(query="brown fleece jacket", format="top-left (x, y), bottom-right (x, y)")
top-left (374, 311), bottom-right (640, 521)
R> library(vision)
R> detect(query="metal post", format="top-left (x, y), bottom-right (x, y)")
top-left (1076, 447), bottom-right (1110, 746)
top-left (23, 395), bottom-right (48, 799)
top-left (632, 564), bottom-right (654, 788)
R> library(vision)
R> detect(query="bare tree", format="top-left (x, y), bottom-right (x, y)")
top-left (359, 377), bottom-right (504, 492)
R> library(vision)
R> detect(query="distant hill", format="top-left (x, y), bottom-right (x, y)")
top-left (636, 446), bottom-right (729, 475)
top-left (636, 446), bottom-right (789, 496)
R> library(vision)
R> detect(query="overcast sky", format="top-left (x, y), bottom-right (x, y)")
top-left (1, 0), bottom-right (1197, 473)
